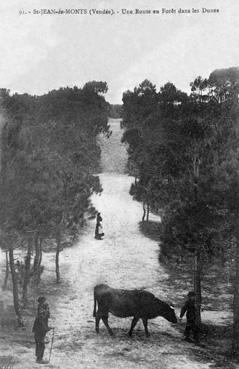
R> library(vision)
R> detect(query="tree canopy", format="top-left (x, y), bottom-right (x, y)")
top-left (0, 83), bottom-right (110, 316)
top-left (121, 70), bottom-right (239, 335)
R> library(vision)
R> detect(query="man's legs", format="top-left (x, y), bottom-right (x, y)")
top-left (39, 340), bottom-right (45, 360)
top-left (35, 336), bottom-right (45, 362)
top-left (35, 341), bottom-right (39, 357)
top-left (184, 322), bottom-right (193, 342)
top-left (193, 323), bottom-right (200, 344)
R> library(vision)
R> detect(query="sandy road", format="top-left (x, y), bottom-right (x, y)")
top-left (0, 118), bottom-right (211, 369)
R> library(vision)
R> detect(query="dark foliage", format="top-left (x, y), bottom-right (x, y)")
top-left (0, 83), bottom-right (110, 318)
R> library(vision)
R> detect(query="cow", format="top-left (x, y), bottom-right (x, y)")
top-left (93, 284), bottom-right (177, 337)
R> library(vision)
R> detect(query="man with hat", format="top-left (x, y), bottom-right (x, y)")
top-left (179, 291), bottom-right (200, 344)
top-left (32, 296), bottom-right (52, 364)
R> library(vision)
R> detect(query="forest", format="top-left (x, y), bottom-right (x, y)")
top-left (121, 67), bottom-right (239, 353)
top-left (0, 81), bottom-right (110, 324)
top-left (1, 68), bottom-right (239, 367)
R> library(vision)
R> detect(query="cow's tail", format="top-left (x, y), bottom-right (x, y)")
top-left (93, 288), bottom-right (97, 317)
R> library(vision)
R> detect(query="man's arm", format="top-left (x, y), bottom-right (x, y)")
top-left (180, 301), bottom-right (188, 319)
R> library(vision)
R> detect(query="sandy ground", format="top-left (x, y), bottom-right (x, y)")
top-left (0, 118), bottom-right (215, 368)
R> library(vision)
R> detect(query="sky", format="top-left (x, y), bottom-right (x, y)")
top-left (0, 0), bottom-right (238, 103)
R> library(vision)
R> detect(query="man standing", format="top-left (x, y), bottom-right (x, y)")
top-left (179, 291), bottom-right (200, 344)
top-left (32, 296), bottom-right (52, 364)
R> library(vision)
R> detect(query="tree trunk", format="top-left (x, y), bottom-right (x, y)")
top-left (194, 248), bottom-right (202, 324)
top-left (142, 202), bottom-right (146, 222)
top-left (232, 218), bottom-right (239, 353)
top-left (146, 202), bottom-right (150, 222)
top-left (193, 158), bottom-right (202, 324)
top-left (9, 246), bottom-right (23, 326)
top-left (37, 238), bottom-right (43, 284)
top-left (2, 250), bottom-right (9, 290)
top-left (33, 234), bottom-right (41, 285)
top-left (33, 235), bottom-right (39, 272)
top-left (56, 235), bottom-right (61, 284)
top-left (22, 238), bottom-right (32, 306)
top-left (39, 243), bottom-right (42, 266)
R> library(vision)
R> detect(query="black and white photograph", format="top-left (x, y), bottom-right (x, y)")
top-left (0, 0), bottom-right (239, 368)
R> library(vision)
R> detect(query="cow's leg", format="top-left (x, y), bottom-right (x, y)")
top-left (95, 315), bottom-right (100, 334)
top-left (128, 316), bottom-right (140, 337)
top-left (95, 298), bottom-right (109, 334)
top-left (142, 318), bottom-right (150, 337)
top-left (102, 316), bottom-right (113, 336)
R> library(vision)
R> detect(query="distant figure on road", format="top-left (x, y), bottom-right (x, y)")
top-left (15, 260), bottom-right (24, 286)
top-left (96, 212), bottom-right (102, 224)
top-left (16, 260), bottom-right (21, 271)
top-left (179, 291), bottom-right (200, 344)
top-left (32, 296), bottom-right (52, 364)
top-left (95, 212), bottom-right (104, 240)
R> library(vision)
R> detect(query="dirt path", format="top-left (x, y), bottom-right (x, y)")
top-left (0, 118), bottom-right (212, 369)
